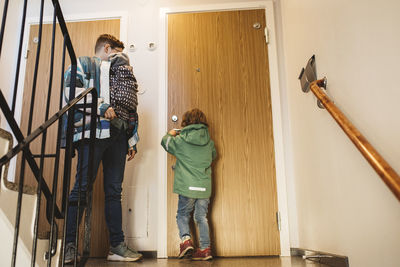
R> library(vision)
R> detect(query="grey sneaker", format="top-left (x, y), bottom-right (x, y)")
top-left (107, 242), bottom-right (143, 262)
top-left (64, 242), bottom-right (80, 264)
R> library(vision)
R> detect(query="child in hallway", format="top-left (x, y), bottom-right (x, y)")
top-left (161, 108), bottom-right (217, 261)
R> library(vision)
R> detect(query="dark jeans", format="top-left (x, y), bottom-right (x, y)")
top-left (65, 127), bottom-right (127, 247)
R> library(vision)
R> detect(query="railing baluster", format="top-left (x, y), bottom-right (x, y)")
top-left (0, 0), bottom-right (9, 57)
top-left (47, 122), bottom-right (61, 266)
top-left (60, 36), bottom-right (67, 110)
top-left (47, 9), bottom-right (66, 266)
top-left (82, 89), bottom-right (98, 266)
top-left (61, 26), bottom-right (77, 263)
top-left (11, 0), bottom-right (28, 115)
top-left (11, 150), bottom-right (26, 267)
top-left (31, 163), bottom-right (43, 267)
top-left (29, 0), bottom-right (45, 265)
top-left (34, 5), bottom-right (58, 266)
top-left (59, 37), bottom-right (68, 267)
top-left (57, 33), bottom-right (67, 267)
top-left (27, 0), bottom-right (44, 137)
top-left (72, 96), bottom-right (88, 267)
top-left (52, 0), bottom-right (77, 66)
top-left (53, 11), bottom-right (78, 259)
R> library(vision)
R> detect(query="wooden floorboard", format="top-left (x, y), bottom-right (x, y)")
top-left (85, 256), bottom-right (328, 266)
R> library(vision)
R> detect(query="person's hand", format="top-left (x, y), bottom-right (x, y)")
top-left (127, 148), bottom-right (136, 161)
top-left (168, 129), bottom-right (177, 136)
top-left (104, 107), bottom-right (117, 120)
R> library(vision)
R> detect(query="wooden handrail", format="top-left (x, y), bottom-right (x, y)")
top-left (310, 79), bottom-right (400, 202)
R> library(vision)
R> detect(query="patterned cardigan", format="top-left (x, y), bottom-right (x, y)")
top-left (61, 56), bottom-right (139, 151)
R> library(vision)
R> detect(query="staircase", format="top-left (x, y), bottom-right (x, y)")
top-left (0, 0), bottom-right (98, 266)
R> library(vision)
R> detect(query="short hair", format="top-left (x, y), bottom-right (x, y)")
top-left (181, 108), bottom-right (208, 127)
top-left (95, 34), bottom-right (124, 53)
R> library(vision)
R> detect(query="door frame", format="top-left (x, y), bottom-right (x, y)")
top-left (8, 12), bottom-right (128, 184)
top-left (158, 1), bottom-right (291, 257)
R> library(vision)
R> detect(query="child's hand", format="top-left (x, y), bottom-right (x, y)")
top-left (168, 129), bottom-right (178, 136)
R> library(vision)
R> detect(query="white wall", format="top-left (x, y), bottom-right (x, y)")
top-left (279, 0), bottom-right (400, 266)
top-left (0, 133), bottom-right (41, 267)
top-left (0, 186), bottom-right (37, 267)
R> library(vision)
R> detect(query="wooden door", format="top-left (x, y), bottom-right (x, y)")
top-left (167, 10), bottom-right (280, 256)
top-left (16, 19), bottom-right (120, 257)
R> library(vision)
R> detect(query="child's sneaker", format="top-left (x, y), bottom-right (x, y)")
top-left (107, 242), bottom-right (143, 262)
top-left (178, 239), bottom-right (194, 259)
top-left (192, 247), bottom-right (212, 261)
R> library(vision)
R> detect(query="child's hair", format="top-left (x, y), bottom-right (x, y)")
top-left (95, 34), bottom-right (125, 53)
top-left (181, 108), bottom-right (208, 127)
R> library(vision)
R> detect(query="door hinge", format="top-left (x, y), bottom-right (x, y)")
top-left (24, 49), bottom-right (29, 59)
top-left (276, 211), bottom-right (281, 231)
top-left (264, 27), bottom-right (269, 44)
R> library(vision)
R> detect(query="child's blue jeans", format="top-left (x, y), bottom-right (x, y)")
top-left (176, 195), bottom-right (210, 249)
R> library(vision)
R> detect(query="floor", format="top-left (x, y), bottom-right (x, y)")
top-left (86, 257), bottom-right (328, 267)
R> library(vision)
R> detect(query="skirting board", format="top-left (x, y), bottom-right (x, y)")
top-left (140, 251), bottom-right (158, 258)
top-left (291, 248), bottom-right (349, 267)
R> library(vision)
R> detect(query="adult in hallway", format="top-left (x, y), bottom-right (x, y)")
top-left (62, 34), bottom-right (140, 263)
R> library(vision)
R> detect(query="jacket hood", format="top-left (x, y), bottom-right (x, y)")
top-left (179, 124), bottom-right (210, 146)
top-left (109, 52), bottom-right (130, 67)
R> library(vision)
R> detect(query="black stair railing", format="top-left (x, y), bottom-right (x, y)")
top-left (0, 1), bottom-right (97, 266)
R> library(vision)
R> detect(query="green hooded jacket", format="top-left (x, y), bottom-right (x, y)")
top-left (161, 124), bottom-right (217, 198)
